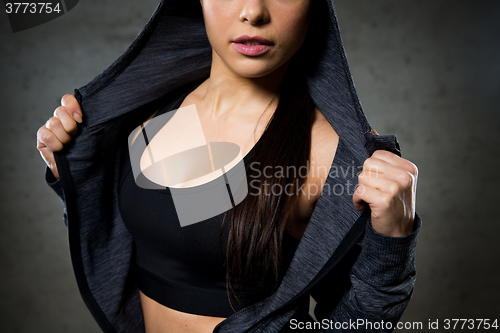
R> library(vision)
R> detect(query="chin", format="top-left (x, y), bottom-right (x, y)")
top-left (214, 48), bottom-right (289, 79)
top-left (229, 60), bottom-right (286, 79)
top-left (235, 68), bottom-right (275, 79)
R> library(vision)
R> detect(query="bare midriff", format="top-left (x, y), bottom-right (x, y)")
top-left (140, 291), bottom-right (227, 333)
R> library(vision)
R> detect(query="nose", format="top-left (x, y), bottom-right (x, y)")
top-left (239, 0), bottom-right (270, 26)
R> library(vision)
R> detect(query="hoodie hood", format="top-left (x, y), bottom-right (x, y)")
top-left (54, 0), bottom-right (402, 332)
top-left (76, 0), bottom-right (378, 156)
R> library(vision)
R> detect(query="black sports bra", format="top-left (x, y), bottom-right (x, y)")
top-left (117, 85), bottom-right (300, 317)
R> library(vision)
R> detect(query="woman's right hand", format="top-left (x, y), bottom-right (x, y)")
top-left (37, 94), bottom-right (83, 180)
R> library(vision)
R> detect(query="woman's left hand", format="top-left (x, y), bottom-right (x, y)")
top-left (353, 150), bottom-right (418, 237)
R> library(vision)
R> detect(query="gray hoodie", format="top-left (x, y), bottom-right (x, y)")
top-left (45, 0), bottom-right (422, 332)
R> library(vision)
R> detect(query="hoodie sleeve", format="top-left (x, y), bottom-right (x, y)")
top-left (45, 165), bottom-right (68, 227)
top-left (314, 213), bottom-right (422, 332)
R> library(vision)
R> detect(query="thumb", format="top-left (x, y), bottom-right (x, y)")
top-left (352, 184), bottom-right (369, 211)
top-left (37, 140), bottom-right (60, 179)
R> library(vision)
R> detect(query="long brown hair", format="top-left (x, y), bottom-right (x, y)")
top-left (213, 0), bottom-right (330, 310)
top-left (220, 52), bottom-right (317, 309)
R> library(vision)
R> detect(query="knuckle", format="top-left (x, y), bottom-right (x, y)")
top-left (362, 159), bottom-right (369, 170)
top-left (404, 172), bottom-right (414, 187)
top-left (369, 165), bottom-right (380, 174)
top-left (400, 158), bottom-right (418, 177)
top-left (357, 172), bottom-right (368, 184)
top-left (61, 94), bottom-right (74, 105)
top-left (389, 181), bottom-right (400, 196)
top-left (41, 131), bottom-right (54, 145)
top-left (362, 158), bottom-right (373, 171)
top-left (36, 126), bottom-right (45, 138)
top-left (409, 162), bottom-right (419, 177)
top-left (372, 150), bottom-right (384, 158)
top-left (46, 117), bottom-right (60, 130)
top-left (366, 163), bottom-right (379, 174)
top-left (372, 149), bottom-right (392, 159)
top-left (396, 170), bottom-right (413, 188)
top-left (54, 106), bottom-right (66, 118)
top-left (355, 184), bottom-right (365, 195)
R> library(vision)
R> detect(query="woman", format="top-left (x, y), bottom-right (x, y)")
top-left (36, 0), bottom-right (421, 332)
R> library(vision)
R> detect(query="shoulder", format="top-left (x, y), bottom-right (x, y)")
top-left (286, 108), bottom-right (339, 238)
top-left (310, 108), bottom-right (339, 175)
top-left (306, 107), bottom-right (339, 205)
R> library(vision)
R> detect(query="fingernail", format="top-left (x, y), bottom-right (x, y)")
top-left (73, 113), bottom-right (82, 123)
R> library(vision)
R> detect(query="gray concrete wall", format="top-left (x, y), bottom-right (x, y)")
top-left (0, 1), bottom-right (498, 332)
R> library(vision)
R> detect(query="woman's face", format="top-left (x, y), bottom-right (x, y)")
top-left (200, 0), bottom-right (313, 78)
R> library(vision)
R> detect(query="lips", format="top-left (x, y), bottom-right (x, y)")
top-left (233, 35), bottom-right (273, 45)
top-left (232, 35), bottom-right (273, 56)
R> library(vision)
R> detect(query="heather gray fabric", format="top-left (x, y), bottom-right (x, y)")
top-left (44, 0), bottom-right (422, 332)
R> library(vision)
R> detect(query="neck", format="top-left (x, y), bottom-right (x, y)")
top-left (197, 49), bottom-right (290, 119)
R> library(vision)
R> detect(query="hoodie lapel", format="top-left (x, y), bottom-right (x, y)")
top-left (212, 137), bottom-right (365, 332)
top-left (213, 133), bottom-right (402, 332)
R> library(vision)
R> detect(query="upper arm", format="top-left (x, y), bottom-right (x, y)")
top-left (302, 108), bottom-right (339, 207)
top-left (286, 108), bottom-right (339, 238)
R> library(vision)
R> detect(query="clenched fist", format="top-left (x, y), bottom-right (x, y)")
top-left (353, 150), bottom-right (418, 237)
top-left (36, 94), bottom-right (83, 180)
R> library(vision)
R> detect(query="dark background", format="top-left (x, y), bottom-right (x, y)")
top-left (1, 0), bottom-right (499, 331)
